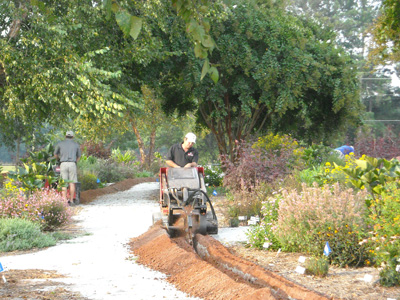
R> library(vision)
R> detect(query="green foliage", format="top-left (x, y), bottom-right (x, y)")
top-left (0, 0), bottom-right (134, 136)
top-left (78, 155), bottom-right (138, 186)
top-left (247, 189), bottom-right (281, 250)
top-left (0, 218), bottom-right (57, 252)
top-left (78, 154), bottom-right (98, 167)
top-left (379, 265), bottom-right (400, 287)
top-left (163, 2), bottom-right (362, 160)
top-left (295, 167), bottom-right (321, 186)
top-left (203, 164), bottom-right (223, 187)
top-left (317, 154), bottom-right (400, 206)
top-left (6, 143), bottom-right (68, 193)
top-left (301, 143), bottom-right (334, 168)
top-left (340, 156), bottom-right (400, 200)
top-left (135, 170), bottom-right (153, 178)
top-left (305, 256), bottom-right (329, 277)
top-left (206, 185), bottom-right (226, 196)
top-left (111, 148), bottom-right (138, 164)
top-left (369, 0), bottom-right (400, 64)
top-left (79, 173), bottom-right (99, 191)
top-left (314, 225), bottom-right (369, 267)
top-left (96, 159), bottom-right (136, 183)
top-left (366, 181), bottom-right (400, 286)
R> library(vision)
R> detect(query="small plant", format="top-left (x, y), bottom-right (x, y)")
top-left (111, 148), bottom-right (138, 164)
top-left (301, 143), bottom-right (333, 168)
top-left (365, 181), bottom-right (400, 286)
top-left (81, 141), bottom-right (111, 159)
top-left (204, 164), bottom-right (223, 187)
top-left (305, 256), bottom-right (329, 277)
top-left (0, 218), bottom-right (57, 252)
top-left (247, 186), bottom-right (281, 250)
top-left (295, 167), bottom-right (321, 186)
top-left (80, 173), bottom-right (99, 191)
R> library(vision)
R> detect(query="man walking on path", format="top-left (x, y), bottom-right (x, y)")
top-left (54, 131), bottom-right (81, 205)
top-left (166, 132), bottom-right (198, 168)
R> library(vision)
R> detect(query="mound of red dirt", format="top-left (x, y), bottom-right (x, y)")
top-left (80, 177), bottom-right (156, 204)
top-left (129, 226), bottom-right (332, 300)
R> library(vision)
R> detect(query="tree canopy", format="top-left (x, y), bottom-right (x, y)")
top-left (161, 2), bottom-right (363, 159)
top-left (369, 0), bottom-right (400, 65)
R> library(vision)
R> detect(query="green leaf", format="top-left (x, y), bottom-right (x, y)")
top-left (209, 66), bottom-right (219, 84)
top-left (201, 59), bottom-right (210, 80)
top-left (202, 18), bottom-right (211, 32)
top-left (111, 3), bottom-right (119, 13)
top-left (202, 35), bottom-right (214, 48)
top-left (103, 0), bottom-right (112, 19)
top-left (129, 16), bottom-right (142, 40)
top-left (194, 43), bottom-right (205, 58)
top-left (115, 10), bottom-right (131, 37)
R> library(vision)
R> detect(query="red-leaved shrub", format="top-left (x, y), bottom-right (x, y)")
top-left (222, 134), bottom-right (302, 191)
top-left (355, 126), bottom-right (400, 160)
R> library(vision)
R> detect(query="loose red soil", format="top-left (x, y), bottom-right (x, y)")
top-left (129, 225), bottom-right (332, 300)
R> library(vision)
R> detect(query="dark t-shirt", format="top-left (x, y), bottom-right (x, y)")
top-left (166, 142), bottom-right (199, 167)
top-left (54, 139), bottom-right (81, 162)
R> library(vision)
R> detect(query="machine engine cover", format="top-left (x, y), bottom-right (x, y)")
top-left (167, 168), bottom-right (201, 190)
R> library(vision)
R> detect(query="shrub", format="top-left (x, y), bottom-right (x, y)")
top-left (247, 187), bottom-right (281, 250)
top-left (366, 181), bottom-right (400, 286)
top-left (0, 189), bottom-right (72, 231)
top-left (79, 173), bottom-right (99, 191)
top-left (355, 126), bottom-right (400, 160)
top-left (274, 183), bottom-right (369, 267)
top-left (81, 141), bottom-right (111, 159)
top-left (295, 167), bottom-right (321, 186)
top-left (301, 143), bottom-right (334, 168)
top-left (204, 164), bottom-right (223, 187)
top-left (96, 159), bottom-right (136, 182)
top-left (225, 184), bottom-right (265, 220)
top-left (305, 256), bottom-right (329, 277)
top-left (222, 134), bottom-right (303, 192)
top-left (110, 148), bottom-right (138, 164)
top-left (0, 218), bottom-right (57, 252)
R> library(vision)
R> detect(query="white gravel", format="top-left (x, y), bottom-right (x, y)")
top-left (1, 182), bottom-right (201, 300)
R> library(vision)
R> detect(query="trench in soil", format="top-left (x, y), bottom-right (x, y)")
top-left (129, 225), bottom-right (335, 300)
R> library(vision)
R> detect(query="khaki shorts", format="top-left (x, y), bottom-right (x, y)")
top-left (60, 162), bottom-right (78, 182)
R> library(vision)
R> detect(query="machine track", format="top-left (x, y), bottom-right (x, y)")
top-left (129, 225), bottom-right (334, 300)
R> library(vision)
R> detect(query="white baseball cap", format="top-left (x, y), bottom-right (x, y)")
top-left (185, 132), bottom-right (196, 143)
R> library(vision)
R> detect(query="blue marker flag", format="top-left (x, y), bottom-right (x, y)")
top-left (0, 262), bottom-right (4, 272)
top-left (324, 241), bottom-right (332, 256)
top-left (212, 190), bottom-right (218, 196)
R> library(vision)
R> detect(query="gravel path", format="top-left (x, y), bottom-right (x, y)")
top-left (1, 182), bottom-right (200, 300)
